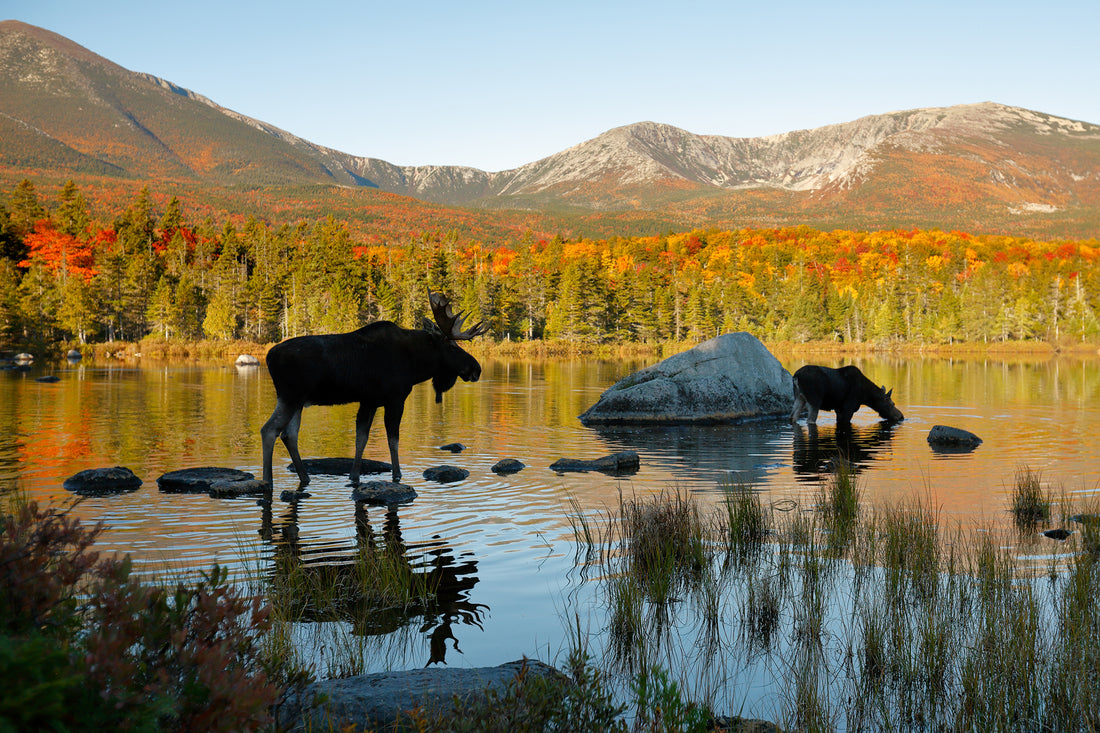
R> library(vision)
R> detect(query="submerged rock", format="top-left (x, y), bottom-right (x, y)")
top-left (277, 659), bottom-right (563, 733)
top-left (63, 466), bottom-right (142, 495)
top-left (927, 425), bottom-right (982, 452)
top-left (35, 375), bottom-right (60, 383)
top-left (1044, 528), bottom-right (1073, 541)
top-left (579, 332), bottom-right (793, 425)
top-left (208, 477), bottom-right (269, 498)
top-left (351, 481), bottom-right (417, 505)
top-left (439, 442), bottom-right (466, 453)
top-left (550, 450), bottom-right (640, 475)
top-left (423, 465), bottom-right (469, 483)
top-left (157, 467), bottom-right (256, 494)
top-left (491, 458), bottom-right (526, 474)
top-left (286, 457), bottom-right (392, 476)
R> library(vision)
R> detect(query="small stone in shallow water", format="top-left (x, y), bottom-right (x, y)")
top-left (157, 467), bottom-right (256, 493)
top-left (423, 465), bottom-right (469, 483)
top-left (491, 458), bottom-right (526, 474)
top-left (439, 443), bottom-right (465, 452)
top-left (1043, 528), bottom-right (1073, 541)
top-left (64, 466), bottom-right (143, 495)
top-left (550, 450), bottom-right (640, 475)
top-left (351, 481), bottom-right (417, 505)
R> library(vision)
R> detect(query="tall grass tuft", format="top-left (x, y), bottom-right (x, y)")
top-left (818, 459), bottom-right (861, 553)
top-left (720, 478), bottom-right (770, 565)
top-left (1010, 466), bottom-right (1053, 528)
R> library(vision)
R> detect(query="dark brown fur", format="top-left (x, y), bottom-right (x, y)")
top-left (790, 364), bottom-right (903, 427)
top-left (261, 320), bottom-right (481, 488)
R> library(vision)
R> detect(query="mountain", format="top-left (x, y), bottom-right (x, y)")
top-left (2, 19), bottom-right (1099, 236)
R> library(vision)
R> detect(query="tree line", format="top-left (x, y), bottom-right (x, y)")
top-left (2, 179), bottom-right (1099, 349)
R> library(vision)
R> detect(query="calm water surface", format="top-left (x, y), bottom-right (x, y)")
top-left (3, 352), bottom-right (1099, 716)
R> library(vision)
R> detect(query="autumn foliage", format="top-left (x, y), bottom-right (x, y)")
top-left (2, 179), bottom-right (1099, 350)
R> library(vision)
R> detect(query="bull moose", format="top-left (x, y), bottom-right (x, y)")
top-left (790, 364), bottom-right (904, 427)
top-left (261, 291), bottom-right (488, 488)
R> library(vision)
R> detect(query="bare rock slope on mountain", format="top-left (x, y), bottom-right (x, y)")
top-left (2, 19), bottom-right (1099, 230)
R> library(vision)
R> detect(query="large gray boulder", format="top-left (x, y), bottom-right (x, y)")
top-left (579, 332), bottom-right (793, 425)
top-left (277, 659), bottom-right (564, 732)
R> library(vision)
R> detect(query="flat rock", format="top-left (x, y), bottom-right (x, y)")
top-left (63, 466), bottom-right (142, 495)
top-left (927, 425), bottom-right (983, 452)
top-left (423, 465), bottom-right (469, 483)
top-left (351, 481), bottom-right (417, 505)
top-left (277, 659), bottom-right (563, 733)
top-left (491, 458), bottom-right (526, 474)
top-left (157, 467), bottom-right (256, 493)
top-left (286, 457), bottom-right (392, 476)
top-left (550, 450), bottom-right (640, 475)
top-left (579, 332), bottom-right (793, 425)
top-left (208, 478), bottom-right (269, 498)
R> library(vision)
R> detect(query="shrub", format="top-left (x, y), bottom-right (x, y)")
top-left (0, 498), bottom-right (289, 732)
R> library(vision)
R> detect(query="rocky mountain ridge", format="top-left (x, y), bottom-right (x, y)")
top-left (2, 19), bottom-right (1099, 231)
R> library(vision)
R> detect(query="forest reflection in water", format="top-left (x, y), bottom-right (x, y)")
top-left (1, 352), bottom-right (1099, 676)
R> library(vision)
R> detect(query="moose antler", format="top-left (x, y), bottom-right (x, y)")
top-left (428, 290), bottom-right (489, 340)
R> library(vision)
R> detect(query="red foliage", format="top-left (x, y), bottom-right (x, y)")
top-left (20, 219), bottom-right (97, 281)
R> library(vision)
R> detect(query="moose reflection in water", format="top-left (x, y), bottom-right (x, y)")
top-left (260, 500), bottom-right (485, 666)
top-left (790, 364), bottom-right (904, 427)
top-left (792, 421), bottom-right (900, 482)
top-left (261, 290), bottom-right (488, 489)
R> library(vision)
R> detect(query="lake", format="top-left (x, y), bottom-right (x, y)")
top-left (3, 350), bottom-right (1099, 719)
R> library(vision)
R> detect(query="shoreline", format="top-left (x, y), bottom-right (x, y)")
top-left (6, 336), bottom-right (1100, 364)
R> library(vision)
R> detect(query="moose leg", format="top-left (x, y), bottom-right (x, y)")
top-left (382, 403), bottom-right (405, 483)
top-left (351, 404), bottom-right (377, 487)
top-left (281, 406), bottom-right (309, 488)
top-left (261, 400), bottom-right (296, 487)
top-left (806, 404), bottom-right (820, 426)
top-left (791, 392), bottom-right (807, 424)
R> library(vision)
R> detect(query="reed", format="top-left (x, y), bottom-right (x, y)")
top-left (561, 463), bottom-right (1100, 733)
top-left (1010, 465), bottom-right (1053, 528)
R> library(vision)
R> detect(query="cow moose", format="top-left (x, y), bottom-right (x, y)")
top-left (261, 291), bottom-right (488, 488)
top-left (790, 364), bottom-right (904, 428)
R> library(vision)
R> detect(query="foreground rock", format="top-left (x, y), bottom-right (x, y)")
top-left (286, 457), bottom-right (392, 476)
top-left (351, 481), bottom-right (417, 505)
top-left (157, 467), bottom-right (258, 495)
top-left (927, 425), bottom-right (982, 452)
top-left (550, 450), bottom-right (640, 475)
top-left (277, 660), bottom-right (562, 732)
top-left (579, 332), bottom-right (793, 425)
top-left (63, 466), bottom-right (142, 495)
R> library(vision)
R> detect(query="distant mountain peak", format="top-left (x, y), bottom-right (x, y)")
top-left (2, 20), bottom-right (1099, 235)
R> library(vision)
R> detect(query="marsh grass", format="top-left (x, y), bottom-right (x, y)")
top-left (1011, 465), bottom-right (1054, 528)
top-left (564, 465), bottom-right (1100, 732)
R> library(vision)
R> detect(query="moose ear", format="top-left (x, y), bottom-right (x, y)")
top-left (885, 388), bottom-right (893, 399)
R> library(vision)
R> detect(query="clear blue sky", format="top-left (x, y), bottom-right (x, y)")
top-left (7, 0), bottom-right (1099, 171)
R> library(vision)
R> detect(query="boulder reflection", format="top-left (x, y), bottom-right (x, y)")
top-left (792, 422), bottom-right (899, 481)
top-left (586, 421), bottom-right (790, 486)
top-left (259, 499), bottom-right (484, 666)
